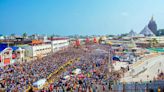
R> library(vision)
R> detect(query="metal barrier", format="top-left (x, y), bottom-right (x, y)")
top-left (25, 58), bottom-right (81, 92)
top-left (112, 80), bottom-right (164, 92)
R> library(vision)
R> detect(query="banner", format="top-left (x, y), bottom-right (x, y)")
top-left (4, 58), bottom-right (10, 66)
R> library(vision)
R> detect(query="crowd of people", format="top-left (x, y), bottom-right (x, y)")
top-left (157, 72), bottom-right (164, 80)
top-left (35, 45), bottom-right (123, 92)
top-left (0, 46), bottom-right (86, 92)
top-left (1, 44), bottom-right (162, 92)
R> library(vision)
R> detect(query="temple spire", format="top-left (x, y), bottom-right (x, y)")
top-left (151, 15), bottom-right (154, 21)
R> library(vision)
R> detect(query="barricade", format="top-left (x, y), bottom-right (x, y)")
top-left (25, 58), bottom-right (80, 91)
top-left (112, 80), bottom-right (164, 92)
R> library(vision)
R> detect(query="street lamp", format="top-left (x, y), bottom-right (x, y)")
top-left (107, 41), bottom-right (113, 73)
top-left (107, 41), bottom-right (117, 90)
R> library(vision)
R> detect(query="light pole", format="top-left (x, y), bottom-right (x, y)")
top-left (108, 44), bottom-right (113, 74)
top-left (108, 43), bottom-right (116, 89)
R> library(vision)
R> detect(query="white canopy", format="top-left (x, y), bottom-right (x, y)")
top-left (72, 68), bottom-right (81, 75)
top-left (33, 78), bottom-right (46, 89)
top-left (64, 75), bottom-right (70, 80)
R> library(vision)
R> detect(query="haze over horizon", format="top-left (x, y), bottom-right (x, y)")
top-left (0, 0), bottom-right (164, 36)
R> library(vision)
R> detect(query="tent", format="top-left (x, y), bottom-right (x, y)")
top-left (63, 75), bottom-right (70, 80)
top-left (32, 78), bottom-right (46, 89)
top-left (72, 68), bottom-right (81, 75)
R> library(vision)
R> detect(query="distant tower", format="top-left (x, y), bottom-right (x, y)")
top-left (128, 29), bottom-right (136, 37)
top-left (148, 16), bottom-right (157, 35)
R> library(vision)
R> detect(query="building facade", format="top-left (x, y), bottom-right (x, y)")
top-left (23, 43), bottom-right (52, 58)
top-left (50, 38), bottom-right (69, 52)
top-left (0, 43), bottom-right (26, 67)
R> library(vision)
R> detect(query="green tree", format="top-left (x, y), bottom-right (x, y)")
top-left (10, 33), bottom-right (15, 39)
top-left (107, 35), bottom-right (115, 37)
top-left (157, 29), bottom-right (164, 36)
top-left (121, 33), bottom-right (128, 37)
top-left (4, 35), bottom-right (7, 40)
top-left (11, 33), bottom-right (15, 37)
top-left (150, 38), bottom-right (158, 47)
top-left (50, 34), bottom-right (55, 39)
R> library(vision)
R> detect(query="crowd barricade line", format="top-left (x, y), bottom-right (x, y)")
top-left (25, 57), bottom-right (81, 91)
top-left (25, 83), bottom-right (32, 92)
top-left (45, 58), bottom-right (80, 88)
top-left (48, 58), bottom-right (80, 82)
top-left (25, 60), bottom-right (69, 91)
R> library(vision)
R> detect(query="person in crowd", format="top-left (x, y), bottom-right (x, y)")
top-left (0, 44), bottom-right (133, 92)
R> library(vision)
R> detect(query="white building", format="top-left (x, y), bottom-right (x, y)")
top-left (0, 47), bottom-right (13, 67)
top-left (23, 38), bottom-right (69, 58)
top-left (23, 43), bottom-right (52, 58)
top-left (50, 38), bottom-right (69, 52)
top-left (147, 36), bottom-right (164, 43)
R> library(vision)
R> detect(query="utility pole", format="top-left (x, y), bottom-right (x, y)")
top-left (108, 44), bottom-right (115, 92)
top-left (108, 45), bottom-right (113, 74)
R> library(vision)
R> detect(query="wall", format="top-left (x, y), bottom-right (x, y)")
top-left (33, 44), bottom-right (51, 57)
top-left (24, 44), bottom-right (52, 57)
top-left (51, 39), bottom-right (69, 52)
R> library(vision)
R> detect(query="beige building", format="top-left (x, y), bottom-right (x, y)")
top-left (23, 43), bottom-right (52, 58)
top-left (135, 36), bottom-right (164, 47)
top-left (51, 38), bottom-right (69, 52)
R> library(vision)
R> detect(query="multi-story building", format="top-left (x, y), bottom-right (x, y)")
top-left (135, 36), bottom-right (164, 47)
top-left (23, 40), bottom-right (52, 58)
top-left (0, 37), bottom-right (70, 65)
top-left (49, 38), bottom-right (69, 52)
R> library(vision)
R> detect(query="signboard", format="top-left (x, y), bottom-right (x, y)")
top-left (4, 58), bottom-right (10, 66)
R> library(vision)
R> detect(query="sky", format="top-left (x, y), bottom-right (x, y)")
top-left (0, 0), bottom-right (164, 36)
